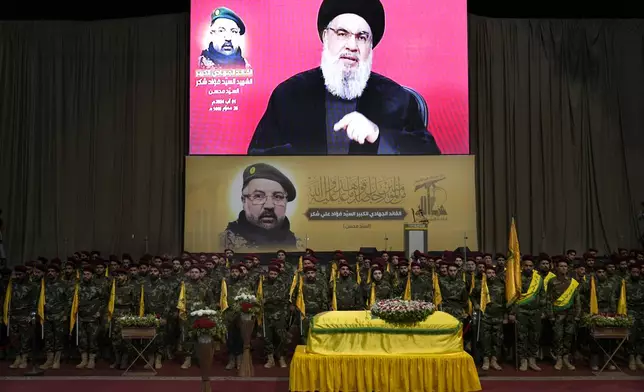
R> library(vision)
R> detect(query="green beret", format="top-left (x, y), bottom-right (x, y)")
top-left (317, 0), bottom-right (386, 48)
top-left (211, 7), bottom-right (246, 35)
top-left (242, 163), bottom-right (296, 202)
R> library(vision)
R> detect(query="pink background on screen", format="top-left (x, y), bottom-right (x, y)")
top-left (189, 0), bottom-right (468, 154)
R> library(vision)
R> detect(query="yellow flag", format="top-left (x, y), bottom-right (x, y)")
top-left (219, 279), bottom-right (228, 312)
top-left (289, 272), bottom-right (298, 301)
top-left (368, 282), bottom-right (376, 307)
top-left (356, 264), bottom-right (362, 284)
top-left (105, 267), bottom-right (109, 277)
top-left (617, 279), bottom-right (627, 315)
top-left (505, 217), bottom-right (521, 306)
top-left (367, 269), bottom-right (372, 284)
top-left (295, 275), bottom-right (305, 316)
top-left (386, 263), bottom-right (390, 273)
top-left (177, 281), bottom-right (187, 319)
top-left (331, 274), bottom-right (338, 311)
top-left (37, 279), bottom-right (45, 325)
top-left (298, 256), bottom-right (303, 272)
top-left (432, 271), bottom-right (442, 305)
top-left (2, 278), bottom-right (12, 326)
top-left (403, 273), bottom-right (411, 300)
top-left (329, 263), bottom-right (338, 283)
top-left (226, 258), bottom-right (230, 268)
top-left (256, 276), bottom-right (264, 326)
top-left (480, 274), bottom-right (491, 313)
top-left (107, 279), bottom-right (116, 322)
top-left (589, 276), bottom-right (599, 315)
top-left (76, 270), bottom-right (80, 281)
top-left (139, 284), bottom-right (145, 317)
top-left (69, 282), bottom-right (79, 334)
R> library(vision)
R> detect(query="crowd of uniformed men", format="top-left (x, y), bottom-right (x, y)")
top-left (1, 247), bottom-right (643, 373)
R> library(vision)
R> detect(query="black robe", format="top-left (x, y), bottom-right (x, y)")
top-left (247, 68), bottom-right (441, 155)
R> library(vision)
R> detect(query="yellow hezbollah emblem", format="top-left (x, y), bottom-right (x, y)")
top-left (249, 166), bottom-right (256, 175)
top-left (214, 9), bottom-right (220, 16)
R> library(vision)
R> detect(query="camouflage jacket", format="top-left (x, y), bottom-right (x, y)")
top-left (591, 278), bottom-right (617, 314)
top-left (302, 278), bottom-right (329, 315)
top-left (546, 276), bottom-right (581, 318)
top-left (333, 276), bottom-right (363, 310)
top-left (112, 280), bottom-right (137, 317)
top-left (481, 277), bottom-right (506, 317)
top-left (625, 277), bottom-right (644, 313)
top-left (262, 277), bottom-right (290, 320)
top-left (78, 280), bottom-right (106, 322)
top-left (44, 278), bottom-right (71, 318)
top-left (183, 279), bottom-right (215, 309)
top-left (143, 277), bottom-right (172, 318)
top-left (439, 276), bottom-right (469, 317)
top-left (364, 279), bottom-right (393, 304)
top-left (8, 279), bottom-right (38, 317)
top-left (409, 274), bottom-right (433, 302)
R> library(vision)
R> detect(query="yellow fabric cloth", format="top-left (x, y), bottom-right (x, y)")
top-left (290, 345), bottom-right (481, 392)
top-left (306, 311), bottom-right (463, 355)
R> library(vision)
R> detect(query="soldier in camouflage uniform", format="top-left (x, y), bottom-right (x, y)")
top-left (161, 263), bottom-right (180, 359)
top-left (439, 262), bottom-right (469, 319)
top-left (39, 264), bottom-right (71, 370)
top-left (141, 264), bottom-right (172, 369)
top-left (262, 264), bottom-right (290, 368)
top-left (546, 259), bottom-right (581, 371)
top-left (299, 266), bottom-right (329, 344)
top-left (408, 261), bottom-right (433, 301)
top-left (510, 256), bottom-right (546, 372)
top-left (364, 263), bottom-right (392, 306)
top-left (108, 268), bottom-right (137, 370)
top-left (625, 261), bottom-right (644, 371)
top-left (75, 266), bottom-right (107, 369)
top-left (476, 265), bottom-right (506, 371)
top-left (333, 262), bottom-right (364, 310)
top-left (392, 260), bottom-right (410, 296)
top-left (7, 266), bottom-right (37, 369)
top-left (179, 265), bottom-right (215, 369)
top-left (221, 264), bottom-right (254, 370)
top-left (586, 262), bottom-right (617, 371)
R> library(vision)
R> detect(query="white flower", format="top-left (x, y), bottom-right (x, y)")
top-left (197, 310), bottom-right (204, 316)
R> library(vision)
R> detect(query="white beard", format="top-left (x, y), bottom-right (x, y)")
top-left (320, 47), bottom-right (372, 100)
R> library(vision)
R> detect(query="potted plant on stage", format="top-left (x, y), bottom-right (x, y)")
top-left (233, 292), bottom-right (261, 377)
top-left (118, 314), bottom-right (161, 339)
top-left (189, 306), bottom-right (227, 392)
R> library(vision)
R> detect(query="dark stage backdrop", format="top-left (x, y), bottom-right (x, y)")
top-left (1, 14), bottom-right (643, 262)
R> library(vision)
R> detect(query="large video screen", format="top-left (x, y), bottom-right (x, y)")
top-left (189, 0), bottom-right (468, 155)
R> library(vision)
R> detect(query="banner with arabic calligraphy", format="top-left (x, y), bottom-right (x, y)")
top-left (184, 155), bottom-right (478, 253)
top-left (189, 0), bottom-right (469, 155)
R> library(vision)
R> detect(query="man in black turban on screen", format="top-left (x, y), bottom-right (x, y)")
top-left (247, 0), bottom-right (441, 156)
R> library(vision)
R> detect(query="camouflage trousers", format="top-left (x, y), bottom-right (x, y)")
top-left (78, 320), bottom-right (100, 354)
top-left (165, 315), bottom-right (179, 352)
top-left (516, 311), bottom-right (542, 360)
top-left (552, 313), bottom-right (576, 356)
top-left (9, 316), bottom-right (33, 355)
top-left (628, 310), bottom-right (644, 355)
top-left (43, 315), bottom-right (67, 353)
top-left (263, 315), bottom-right (288, 357)
top-left (480, 315), bottom-right (504, 358)
top-left (180, 318), bottom-right (196, 355)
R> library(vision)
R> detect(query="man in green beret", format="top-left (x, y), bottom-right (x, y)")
top-left (222, 163), bottom-right (300, 250)
top-left (199, 7), bottom-right (250, 69)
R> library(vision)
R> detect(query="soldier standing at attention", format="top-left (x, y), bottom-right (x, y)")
top-left (439, 262), bottom-right (469, 319)
top-left (179, 265), bottom-right (215, 369)
top-left (586, 263), bottom-right (617, 371)
top-left (39, 264), bottom-right (71, 370)
top-left (478, 265), bottom-right (506, 371)
top-left (510, 255), bottom-right (545, 372)
top-left (547, 259), bottom-right (581, 371)
top-left (408, 261), bottom-right (433, 302)
top-left (76, 266), bottom-right (106, 369)
top-left (7, 265), bottom-right (37, 369)
top-left (333, 262), bottom-right (364, 310)
top-left (625, 261), bottom-right (644, 370)
top-left (365, 263), bottom-right (393, 306)
top-left (262, 263), bottom-right (290, 368)
top-left (298, 266), bottom-right (329, 344)
top-left (109, 268), bottom-right (136, 370)
top-left (142, 264), bottom-right (172, 369)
